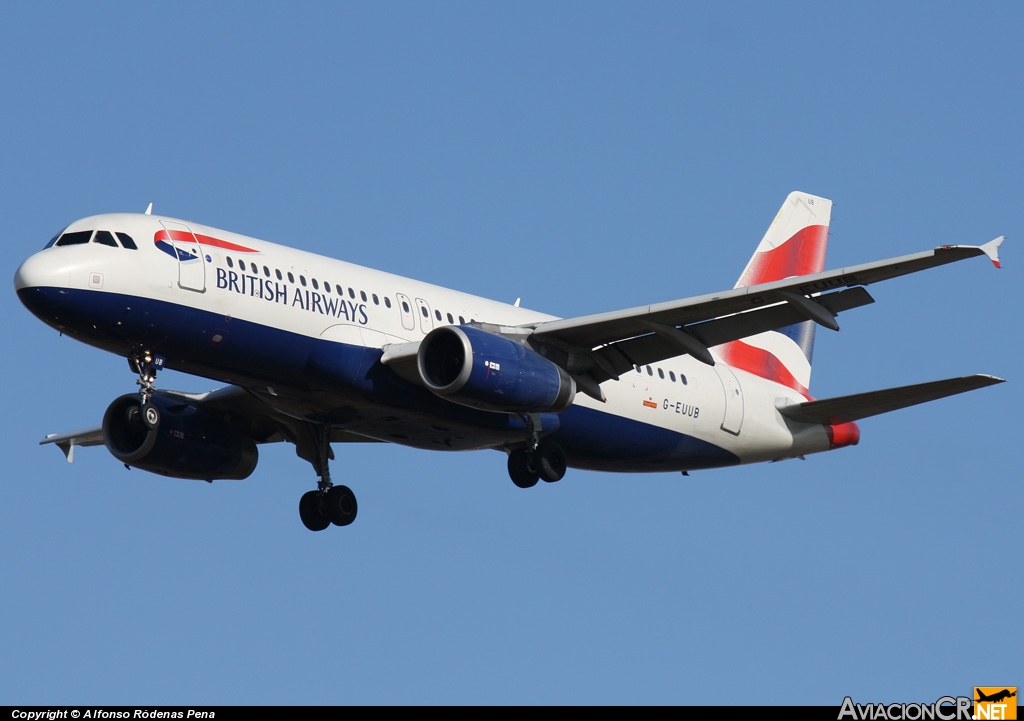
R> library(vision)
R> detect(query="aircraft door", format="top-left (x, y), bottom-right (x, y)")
top-left (714, 365), bottom-right (744, 435)
top-left (415, 298), bottom-right (433, 334)
top-left (159, 220), bottom-right (206, 292)
top-left (395, 293), bottom-right (416, 332)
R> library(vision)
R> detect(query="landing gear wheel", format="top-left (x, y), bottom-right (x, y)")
top-left (299, 490), bottom-right (330, 532)
top-left (324, 485), bottom-right (358, 526)
top-left (537, 443), bottom-right (566, 483)
top-left (508, 448), bottom-right (539, 489)
top-left (141, 403), bottom-right (160, 430)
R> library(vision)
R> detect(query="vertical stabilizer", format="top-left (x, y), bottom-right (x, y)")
top-left (716, 192), bottom-right (832, 396)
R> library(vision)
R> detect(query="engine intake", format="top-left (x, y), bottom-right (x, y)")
top-left (102, 393), bottom-right (258, 481)
top-left (417, 325), bottom-right (576, 413)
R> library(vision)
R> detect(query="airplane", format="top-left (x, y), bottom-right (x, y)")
top-left (976, 690), bottom-right (1017, 704)
top-left (14, 191), bottom-right (1006, 531)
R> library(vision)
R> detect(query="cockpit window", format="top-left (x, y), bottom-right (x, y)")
top-left (45, 226), bottom-right (69, 249)
top-left (93, 230), bottom-right (118, 247)
top-left (55, 230), bottom-right (94, 246)
top-left (116, 233), bottom-right (138, 250)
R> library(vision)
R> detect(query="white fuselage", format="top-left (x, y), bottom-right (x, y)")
top-left (15, 213), bottom-right (839, 473)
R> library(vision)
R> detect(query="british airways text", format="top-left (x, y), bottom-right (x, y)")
top-left (216, 268), bottom-right (369, 324)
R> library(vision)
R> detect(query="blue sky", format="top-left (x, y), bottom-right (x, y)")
top-left (2, 2), bottom-right (1019, 705)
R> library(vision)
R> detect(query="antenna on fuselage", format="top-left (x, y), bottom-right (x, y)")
top-left (144, 203), bottom-right (153, 215)
top-left (514, 298), bottom-right (521, 307)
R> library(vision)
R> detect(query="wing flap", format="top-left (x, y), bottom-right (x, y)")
top-left (586, 287), bottom-right (875, 383)
top-left (777, 374), bottom-right (1005, 425)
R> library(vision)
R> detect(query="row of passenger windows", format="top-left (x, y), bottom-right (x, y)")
top-left (638, 365), bottom-right (688, 385)
top-left (228, 255), bottom-right (393, 307)
top-left (225, 255), bottom-right (473, 325)
top-left (48, 230), bottom-right (137, 250)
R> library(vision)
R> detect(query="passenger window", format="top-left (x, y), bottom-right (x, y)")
top-left (360, 291), bottom-right (367, 302)
top-left (658, 368), bottom-right (665, 379)
top-left (312, 278), bottom-right (319, 290)
top-left (402, 301), bottom-right (410, 313)
top-left (679, 374), bottom-right (688, 385)
top-left (435, 309), bottom-right (442, 321)
top-left (276, 269), bottom-right (283, 280)
top-left (264, 266), bottom-right (271, 277)
top-left (227, 257), bottom-right (234, 268)
top-left (669, 371), bottom-right (676, 382)
top-left (300, 276), bottom-right (307, 287)
top-left (646, 366), bottom-right (653, 376)
top-left (384, 297), bottom-right (392, 309)
top-left (447, 313), bottom-right (454, 324)
top-left (287, 272), bottom-right (295, 283)
top-left (348, 288), bottom-right (355, 299)
top-left (93, 231), bottom-right (118, 247)
top-left (458, 316), bottom-right (465, 324)
top-left (324, 282), bottom-right (331, 294)
top-left (636, 367), bottom-right (642, 374)
top-left (421, 306), bottom-right (428, 318)
top-left (372, 294), bottom-right (379, 305)
top-left (116, 232), bottom-right (138, 250)
top-left (55, 231), bottom-right (93, 246)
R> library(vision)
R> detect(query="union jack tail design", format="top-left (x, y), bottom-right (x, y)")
top-left (715, 192), bottom-right (832, 396)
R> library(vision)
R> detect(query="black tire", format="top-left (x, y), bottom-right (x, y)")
top-left (538, 443), bottom-right (566, 483)
top-left (141, 402), bottom-right (160, 430)
top-left (324, 485), bottom-right (358, 527)
top-left (299, 490), bottom-right (330, 532)
top-left (508, 448), bottom-right (539, 488)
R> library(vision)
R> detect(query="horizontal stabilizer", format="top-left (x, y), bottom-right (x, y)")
top-left (777, 374), bottom-right (1005, 425)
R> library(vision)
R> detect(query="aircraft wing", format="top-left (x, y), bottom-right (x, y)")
top-left (525, 238), bottom-right (1003, 389)
top-left (41, 427), bottom-right (106, 462)
top-left (776, 374), bottom-right (1005, 425)
top-left (40, 385), bottom-right (377, 463)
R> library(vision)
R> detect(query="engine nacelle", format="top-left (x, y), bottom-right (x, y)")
top-left (417, 325), bottom-right (576, 413)
top-left (102, 393), bottom-right (258, 481)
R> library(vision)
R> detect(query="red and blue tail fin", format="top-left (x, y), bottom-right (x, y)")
top-left (715, 192), bottom-right (832, 396)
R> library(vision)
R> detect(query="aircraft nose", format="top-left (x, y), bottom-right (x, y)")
top-left (14, 249), bottom-right (70, 292)
top-left (15, 250), bottom-right (71, 322)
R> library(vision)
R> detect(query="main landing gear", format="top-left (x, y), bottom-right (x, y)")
top-left (507, 414), bottom-right (567, 488)
top-left (295, 424), bottom-right (358, 532)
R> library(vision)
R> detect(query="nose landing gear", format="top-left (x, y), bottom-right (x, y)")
top-left (128, 350), bottom-right (162, 428)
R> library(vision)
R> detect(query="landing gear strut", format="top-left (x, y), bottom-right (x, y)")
top-left (507, 414), bottom-right (567, 488)
top-left (128, 350), bottom-right (161, 429)
top-left (295, 424), bottom-right (358, 531)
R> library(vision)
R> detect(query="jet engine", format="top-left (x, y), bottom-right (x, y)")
top-left (102, 393), bottom-right (258, 481)
top-left (417, 325), bottom-right (576, 413)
